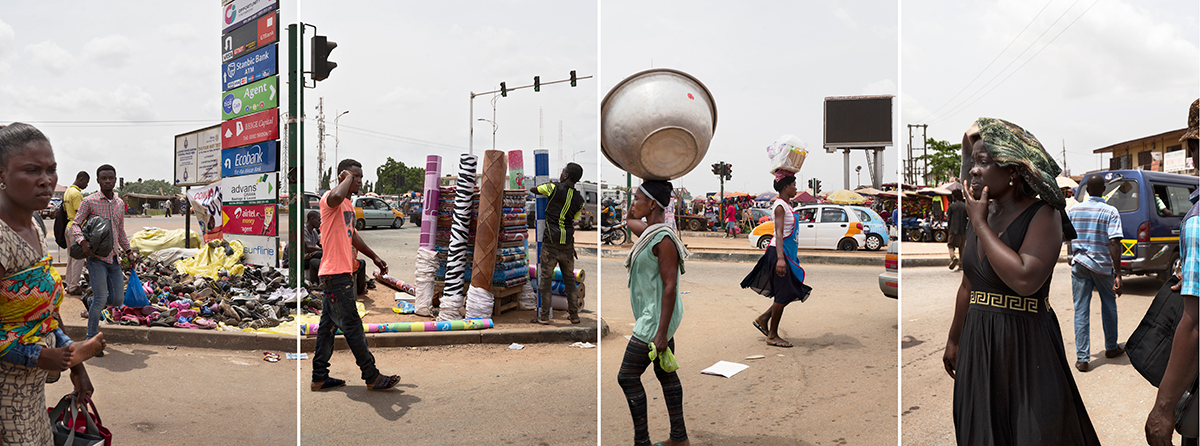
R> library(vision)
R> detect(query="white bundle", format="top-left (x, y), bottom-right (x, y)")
top-left (413, 247), bottom-right (438, 317)
top-left (517, 281), bottom-right (537, 310)
top-left (766, 134), bottom-right (808, 174)
top-left (464, 285), bottom-right (494, 319)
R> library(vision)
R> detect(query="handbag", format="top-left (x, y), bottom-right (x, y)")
top-left (1126, 276), bottom-right (1184, 387)
top-left (48, 392), bottom-right (110, 446)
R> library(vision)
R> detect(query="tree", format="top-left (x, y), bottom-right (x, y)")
top-left (318, 167), bottom-right (332, 191)
top-left (917, 138), bottom-right (962, 185)
top-left (375, 157), bottom-right (425, 196)
top-left (118, 179), bottom-right (180, 197)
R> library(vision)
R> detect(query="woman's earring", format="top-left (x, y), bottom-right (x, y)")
top-left (0, 183), bottom-right (7, 190)
top-left (1008, 177), bottom-right (1013, 186)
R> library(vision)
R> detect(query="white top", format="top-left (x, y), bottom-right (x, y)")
top-left (768, 198), bottom-right (793, 247)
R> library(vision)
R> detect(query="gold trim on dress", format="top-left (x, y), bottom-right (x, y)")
top-left (968, 290), bottom-right (1044, 313)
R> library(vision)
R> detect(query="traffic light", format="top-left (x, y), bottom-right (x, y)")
top-left (500, 82), bottom-right (507, 97)
top-left (724, 163), bottom-right (732, 181)
top-left (711, 162), bottom-right (721, 176)
top-left (533, 76), bottom-right (540, 92)
top-left (311, 35), bottom-right (338, 81)
top-left (813, 179), bottom-right (822, 195)
top-left (570, 70), bottom-right (577, 87)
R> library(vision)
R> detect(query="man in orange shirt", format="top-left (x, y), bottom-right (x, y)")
top-left (310, 159), bottom-right (400, 391)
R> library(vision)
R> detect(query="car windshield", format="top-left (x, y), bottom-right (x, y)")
top-left (1078, 178), bottom-right (1139, 213)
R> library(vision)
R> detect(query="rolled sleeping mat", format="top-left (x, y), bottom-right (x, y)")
top-left (440, 154), bottom-right (477, 321)
top-left (300, 318), bottom-right (494, 335)
top-left (470, 149), bottom-right (506, 291)
top-left (419, 155), bottom-right (442, 249)
top-left (534, 148), bottom-right (550, 317)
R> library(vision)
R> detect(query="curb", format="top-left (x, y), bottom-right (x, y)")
top-left (297, 325), bottom-right (597, 351)
top-left (61, 324), bottom-right (294, 351)
top-left (583, 246), bottom-right (883, 266)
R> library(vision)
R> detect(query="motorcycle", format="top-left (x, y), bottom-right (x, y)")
top-left (901, 217), bottom-right (947, 243)
top-left (601, 221), bottom-right (627, 245)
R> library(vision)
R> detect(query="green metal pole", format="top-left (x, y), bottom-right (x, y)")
top-left (287, 24), bottom-right (301, 287)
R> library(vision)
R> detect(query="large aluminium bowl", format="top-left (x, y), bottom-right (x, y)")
top-left (601, 68), bottom-right (717, 180)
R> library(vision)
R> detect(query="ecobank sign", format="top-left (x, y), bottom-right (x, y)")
top-left (221, 140), bottom-right (278, 177)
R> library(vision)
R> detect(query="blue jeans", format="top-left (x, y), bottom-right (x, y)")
top-left (311, 273), bottom-right (379, 383)
top-left (1071, 263), bottom-right (1119, 362)
top-left (86, 258), bottom-right (125, 340)
top-left (0, 328), bottom-right (72, 369)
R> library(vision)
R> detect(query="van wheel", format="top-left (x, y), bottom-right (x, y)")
top-left (757, 235), bottom-right (772, 249)
top-left (838, 238), bottom-right (858, 251)
top-left (355, 219), bottom-right (366, 230)
top-left (1158, 252), bottom-right (1180, 282)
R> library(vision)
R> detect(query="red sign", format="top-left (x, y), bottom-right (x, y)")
top-left (221, 108), bottom-right (279, 148)
top-left (255, 13), bottom-right (276, 48)
top-left (221, 204), bottom-right (278, 236)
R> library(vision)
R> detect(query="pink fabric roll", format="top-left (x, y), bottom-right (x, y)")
top-left (508, 150), bottom-right (524, 190)
top-left (419, 155), bottom-right (442, 249)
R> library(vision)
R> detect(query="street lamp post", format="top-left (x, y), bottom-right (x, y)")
top-left (334, 110), bottom-right (349, 167)
top-left (477, 118), bottom-right (497, 149)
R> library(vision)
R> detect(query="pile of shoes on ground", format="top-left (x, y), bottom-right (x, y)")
top-left (85, 255), bottom-right (297, 331)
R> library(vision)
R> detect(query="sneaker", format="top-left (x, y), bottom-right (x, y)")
top-left (1105, 346), bottom-right (1125, 358)
top-left (1075, 361), bottom-right (1088, 372)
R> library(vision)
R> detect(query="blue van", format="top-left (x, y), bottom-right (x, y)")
top-left (1075, 170), bottom-right (1198, 281)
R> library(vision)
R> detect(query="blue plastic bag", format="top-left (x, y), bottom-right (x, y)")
top-left (123, 270), bottom-right (150, 307)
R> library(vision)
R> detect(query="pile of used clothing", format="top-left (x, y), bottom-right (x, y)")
top-left (85, 240), bottom-right (297, 331)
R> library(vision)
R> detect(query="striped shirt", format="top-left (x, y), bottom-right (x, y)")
top-left (1068, 197), bottom-right (1123, 276)
top-left (1181, 215), bottom-right (1199, 298)
top-left (71, 191), bottom-right (130, 264)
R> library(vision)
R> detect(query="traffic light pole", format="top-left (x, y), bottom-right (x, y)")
top-left (468, 73), bottom-right (593, 155)
top-left (287, 24), bottom-right (306, 287)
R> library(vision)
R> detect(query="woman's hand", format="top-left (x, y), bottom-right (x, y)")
top-left (964, 182), bottom-right (990, 224)
top-left (69, 364), bottom-right (93, 398)
top-left (942, 338), bottom-right (959, 379)
top-left (775, 257), bottom-right (787, 276)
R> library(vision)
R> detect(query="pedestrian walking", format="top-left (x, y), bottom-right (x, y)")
top-left (1144, 100), bottom-right (1200, 446)
top-left (310, 159), bottom-right (400, 392)
top-left (724, 199), bottom-right (737, 238)
top-left (1068, 175), bottom-right (1125, 372)
top-left (617, 179), bottom-right (690, 446)
top-left (741, 170), bottom-right (811, 348)
top-left (946, 189), bottom-right (967, 270)
top-left (163, 198), bottom-right (172, 217)
top-left (74, 163), bottom-right (136, 352)
top-left (943, 117), bottom-right (1099, 445)
top-left (528, 162), bottom-right (584, 324)
top-left (0, 123), bottom-right (103, 445)
top-left (62, 170), bottom-right (88, 295)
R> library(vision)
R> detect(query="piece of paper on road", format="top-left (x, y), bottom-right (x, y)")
top-left (700, 360), bottom-right (749, 378)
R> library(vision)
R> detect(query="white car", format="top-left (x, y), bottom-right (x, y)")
top-left (749, 204), bottom-right (869, 251)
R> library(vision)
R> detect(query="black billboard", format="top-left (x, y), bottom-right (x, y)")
top-left (823, 96), bottom-right (893, 147)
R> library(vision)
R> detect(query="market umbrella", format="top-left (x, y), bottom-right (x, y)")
top-left (755, 191), bottom-right (778, 201)
top-left (938, 181), bottom-right (963, 192)
top-left (794, 191), bottom-right (818, 202)
top-left (1056, 176), bottom-right (1078, 189)
top-left (724, 192), bottom-right (750, 198)
top-left (916, 187), bottom-right (952, 196)
top-left (826, 189), bottom-right (867, 205)
top-left (855, 187), bottom-right (885, 196)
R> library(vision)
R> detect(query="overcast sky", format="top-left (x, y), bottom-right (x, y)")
top-left (601, 0), bottom-right (899, 197)
top-left (903, 0), bottom-right (1199, 178)
top-left (0, 0), bottom-right (596, 193)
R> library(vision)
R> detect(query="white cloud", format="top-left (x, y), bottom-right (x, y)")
top-left (833, 8), bottom-right (859, 30)
top-left (862, 79), bottom-right (897, 95)
top-left (0, 18), bottom-right (15, 62)
top-left (82, 35), bottom-right (133, 69)
top-left (24, 41), bottom-right (75, 75)
top-left (157, 23), bottom-right (199, 42)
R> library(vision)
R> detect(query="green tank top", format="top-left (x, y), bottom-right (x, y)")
top-left (629, 230), bottom-right (683, 343)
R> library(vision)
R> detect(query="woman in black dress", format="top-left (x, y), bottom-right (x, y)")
top-left (942, 118), bottom-right (1098, 445)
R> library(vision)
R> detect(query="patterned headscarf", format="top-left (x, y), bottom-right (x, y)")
top-left (964, 117), bottom-right (1066, 210)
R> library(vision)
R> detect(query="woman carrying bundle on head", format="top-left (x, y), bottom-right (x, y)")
top-left (617, 179), bottom-right (691, 446)
top-left (741, 170), bottom-right (811, 348)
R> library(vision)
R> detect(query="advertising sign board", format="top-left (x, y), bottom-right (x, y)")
top-left (222, 204), bottom-right (278, 236)
top-left (221, 76), bottom-right (278, 120)
top-left (223, 44), bottom-right (276, 91)
top-left (222, 140), bottom-right (278, 177)
top-left (224, 172), bottom-right (278, 205)
top-left (221, 12), bottom-right (277, 63)
top-left (222, 0), bottom-right (278, 35)
top-left (221, 108), bottom-right (279, 148)
top-left (223, 234), bottom-right (278, 266)
top-left (174, 125), bottom-right (222, 186)
top-left (187, 181), bottom-right (223, 241)
top-left (1165, 150), bottom-right (1186, 172)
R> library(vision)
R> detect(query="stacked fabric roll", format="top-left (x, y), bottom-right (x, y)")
top-left (433, 185), bottom-right (476, 282)
top-left (527, 264), bottom-right (585, 308)
top-left (492, 190), bottom-right (530, 290)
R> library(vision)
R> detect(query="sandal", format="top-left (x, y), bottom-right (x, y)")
top-left (311, 377), bottom-right (346, 391)
top-left (368, 374), bottom-right (401, 391)
top-left (569, 315), bottom-right (581, 324)
top-left (531, 317), bottom-right (551, 325)
top-left (752, 320), bottom-right (769, 337)
top-left (767, 339), bottom-right (793, 348)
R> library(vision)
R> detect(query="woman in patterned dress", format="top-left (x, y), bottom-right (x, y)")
top-left (0, 123), bottom-right (101, 445)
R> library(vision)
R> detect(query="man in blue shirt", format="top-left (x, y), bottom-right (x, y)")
top-left (1068, 175), bottom-right (1124, 372)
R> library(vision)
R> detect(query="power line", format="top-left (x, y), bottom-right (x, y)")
top-left (916, 0), bottom-right (1056, 123)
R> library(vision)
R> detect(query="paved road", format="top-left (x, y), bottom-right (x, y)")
top-left (44, 344), bottom-right (296, 445)
top-left (900, 264), bottom-right (1182, 445)
top-left (600, 258), bottom-right (897, 445)
top-left (299, 343), bottom-right (598, 445)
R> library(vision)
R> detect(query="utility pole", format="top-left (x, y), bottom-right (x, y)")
top-left (316, 98), bottom-right (325, 186)
top-left (906, 124), bottom-right (927, 184)
top-left (1061, 139), bottom-right (1069, 175)
top-left (539, 107), bottom-right (544, 148)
